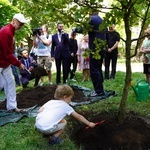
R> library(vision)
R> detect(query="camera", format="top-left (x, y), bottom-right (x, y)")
top-left (32, 27), bottom-right (42, 36)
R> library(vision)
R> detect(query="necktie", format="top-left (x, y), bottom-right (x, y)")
top-left (25, 60), bottom-right (29, 69)
top-left (58, 33), bottom-right (61, 42)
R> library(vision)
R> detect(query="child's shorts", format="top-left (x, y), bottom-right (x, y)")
top-left (36, 122), bottom-right (66, 134)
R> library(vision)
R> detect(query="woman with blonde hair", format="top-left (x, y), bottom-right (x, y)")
top-left (77, 35), bottom-right (90, 82)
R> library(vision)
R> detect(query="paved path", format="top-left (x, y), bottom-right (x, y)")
top-left (113, 62), bottom-right (143, 72)
top-left (51, 62), bottom-right (143, 73)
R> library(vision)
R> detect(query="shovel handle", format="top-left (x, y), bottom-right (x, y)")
top-left (85, 120), bottom-right (105, 130)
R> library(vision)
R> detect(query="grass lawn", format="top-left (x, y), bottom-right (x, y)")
top-left (0, 62), bottom-right (150, 150)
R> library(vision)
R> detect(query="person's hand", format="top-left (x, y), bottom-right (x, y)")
top-left (32, 60), bottom-right (36, 64)
top-left (72, 27), bottom-right (76, 32)
top-left (51, 57), bottom-right (55, 61)
top-left (29, 66), bottom-right (34, 71)
top-left (88, 122), bottom-right (96, 128)
top-left (71, 53), bottom-right (74, 57)
top-left (108, 48), bottom-right (113, 53)
top-left (19, 63), bottom-right (25, 70)
top-left (143, 56), bottom-right (149, 64)
top-left (139, 49), bottom-right (146, 53)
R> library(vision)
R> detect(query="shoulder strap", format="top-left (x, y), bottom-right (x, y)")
top-left (46, 34), bottom-right (49, 39)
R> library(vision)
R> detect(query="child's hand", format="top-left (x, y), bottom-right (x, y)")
top-left (88, 122), bottom-right (96, 128)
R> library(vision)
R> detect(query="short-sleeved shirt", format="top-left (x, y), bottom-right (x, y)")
top-left (35, 100), bottom-right (74, 131)
top-left (142, 39), bottom-right (150, 64)
top-left (36, 34), bottom-right (52, 56)
top-left (106, 31), bottom-right (120, 49)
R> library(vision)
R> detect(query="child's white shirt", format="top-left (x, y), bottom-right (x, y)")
top-left (35, 100), bottom-right (74, 131)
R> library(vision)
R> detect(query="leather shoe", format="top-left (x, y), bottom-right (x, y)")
top-left (90, 91), bottom-right (105, 97)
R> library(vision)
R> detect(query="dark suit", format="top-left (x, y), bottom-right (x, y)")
top-left (88, 14), bottom-right (106, 94)
top-left (105, 31), bottom-right (120, 79)
top-left (69, 38), bottom-right (78, 79)
top-left (51, 33), bottom-right (71, 84)
top-left (74, 14), bottom-right (106, 95)
top-left (19, 57), bottom-right (47, 87)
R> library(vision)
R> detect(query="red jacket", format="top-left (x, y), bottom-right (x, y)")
top-left (0, 24), bottom-right (21, 68)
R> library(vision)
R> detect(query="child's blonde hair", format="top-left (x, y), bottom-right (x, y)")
top-left (54, 85), bottom-right (74, 99)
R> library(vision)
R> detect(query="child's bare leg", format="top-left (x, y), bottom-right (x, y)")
top-left (40, 76), bottom-right (44, 83)
top-left (82, 69), bottom-right (86, 82)
top-left (87, 69), bottom-right (90, 81)
top-left (53, 119), bottom-right (67, 138)
top-left (48, 71), bottom-right (52, 83)
top-left (49, 119), bottom-right (67, 144)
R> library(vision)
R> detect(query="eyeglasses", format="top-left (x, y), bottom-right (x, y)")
top-left (18, 22), bottom-right (24, 27)
top-left (16, 20), bottom-right (24, 27)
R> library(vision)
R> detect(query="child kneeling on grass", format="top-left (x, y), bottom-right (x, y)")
top-left (35, 84), bottom-right (95, 145)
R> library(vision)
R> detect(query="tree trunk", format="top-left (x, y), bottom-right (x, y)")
top-left (118, 9), bottom-right (132, 123)
top-left (118, 55), bottom-right (132, 123)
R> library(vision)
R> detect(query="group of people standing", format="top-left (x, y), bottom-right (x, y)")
top-left (0, 11), bottom-right (120, 111)
top-left (0, 12), bottom-right (121, 146)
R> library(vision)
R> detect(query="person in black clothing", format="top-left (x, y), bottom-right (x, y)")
top-left (105, 25), bottom-right (120, 80)
top-left (73, 11), bottom-right (108, 97)
top-left (69, 31), bottom-right (78, 81)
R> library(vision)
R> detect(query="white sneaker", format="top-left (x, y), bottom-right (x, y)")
top-left (49, 82), bottom-right (53, 85)
top-left (40, 82), bottom-right (44, 86)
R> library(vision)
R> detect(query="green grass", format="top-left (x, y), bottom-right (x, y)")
top-left (0, 62), bottom-right (150, 150)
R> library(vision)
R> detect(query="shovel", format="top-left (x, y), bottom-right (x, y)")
top-left (85, 120), bottom-right (105, 130)
top-left (25, 68), bottom-right (31, 74)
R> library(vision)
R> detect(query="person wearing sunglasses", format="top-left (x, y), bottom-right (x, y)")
top-left (0, 13), bottom-right (28, 113)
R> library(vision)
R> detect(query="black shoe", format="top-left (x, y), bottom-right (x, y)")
top-left (90, 91), bottom-right (105, 97)
top-left (1, 88), bottom-right (4, 91)
top-left (49, 136), bottom-right (63, 145)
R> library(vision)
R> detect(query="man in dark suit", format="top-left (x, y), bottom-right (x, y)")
top-left (19, 49), bottom-right (47, 88)
top-left (73, 11), bottom-right (107, 97)
top-left (51, 22), bottom-right (71, 84)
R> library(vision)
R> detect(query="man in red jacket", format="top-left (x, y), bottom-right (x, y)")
top-left (0, 13), bottom-right (28, 112)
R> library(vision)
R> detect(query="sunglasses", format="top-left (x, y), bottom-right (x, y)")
top-left (16, 20), bottom-right (24, 27)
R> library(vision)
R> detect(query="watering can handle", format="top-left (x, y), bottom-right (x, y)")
top-left (136, 79), bottom-right (148, 85)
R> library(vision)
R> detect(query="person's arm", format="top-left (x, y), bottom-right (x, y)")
top-left (33, 36), bottom-right (38, 48)
top-left (71, 111), bottom-right (95, 127)
top-left (108, 41), bottom-right (119, 52)
top-left (51, 35), bottom-right (55, 61)
top-left (38, 106), bottom-right (44, 113)
top-left (38, 34), bottom-right (52, 45)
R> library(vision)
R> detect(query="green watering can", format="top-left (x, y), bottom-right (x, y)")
top-left (131, 79), bottom-right (149, 101)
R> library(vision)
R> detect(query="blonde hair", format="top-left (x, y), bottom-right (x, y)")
top-left (54, 85), bottom-right (74, 99)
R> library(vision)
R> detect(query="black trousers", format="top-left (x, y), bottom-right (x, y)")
top-left (90, 51), bottom-right (105, 94)
top-left (55, 56), bottom-right (70, 84)
top-left (104, 52), bottom-right (118, 79)
top-left (69, 55), bottom-right (78, 79)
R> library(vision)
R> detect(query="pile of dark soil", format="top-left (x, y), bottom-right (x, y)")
top-left (0, 85), bottom-right (150, 149)
top-left (70, 112), bottom-right (150, 150)
top-left (0, 84), bottom-right (85, 109)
